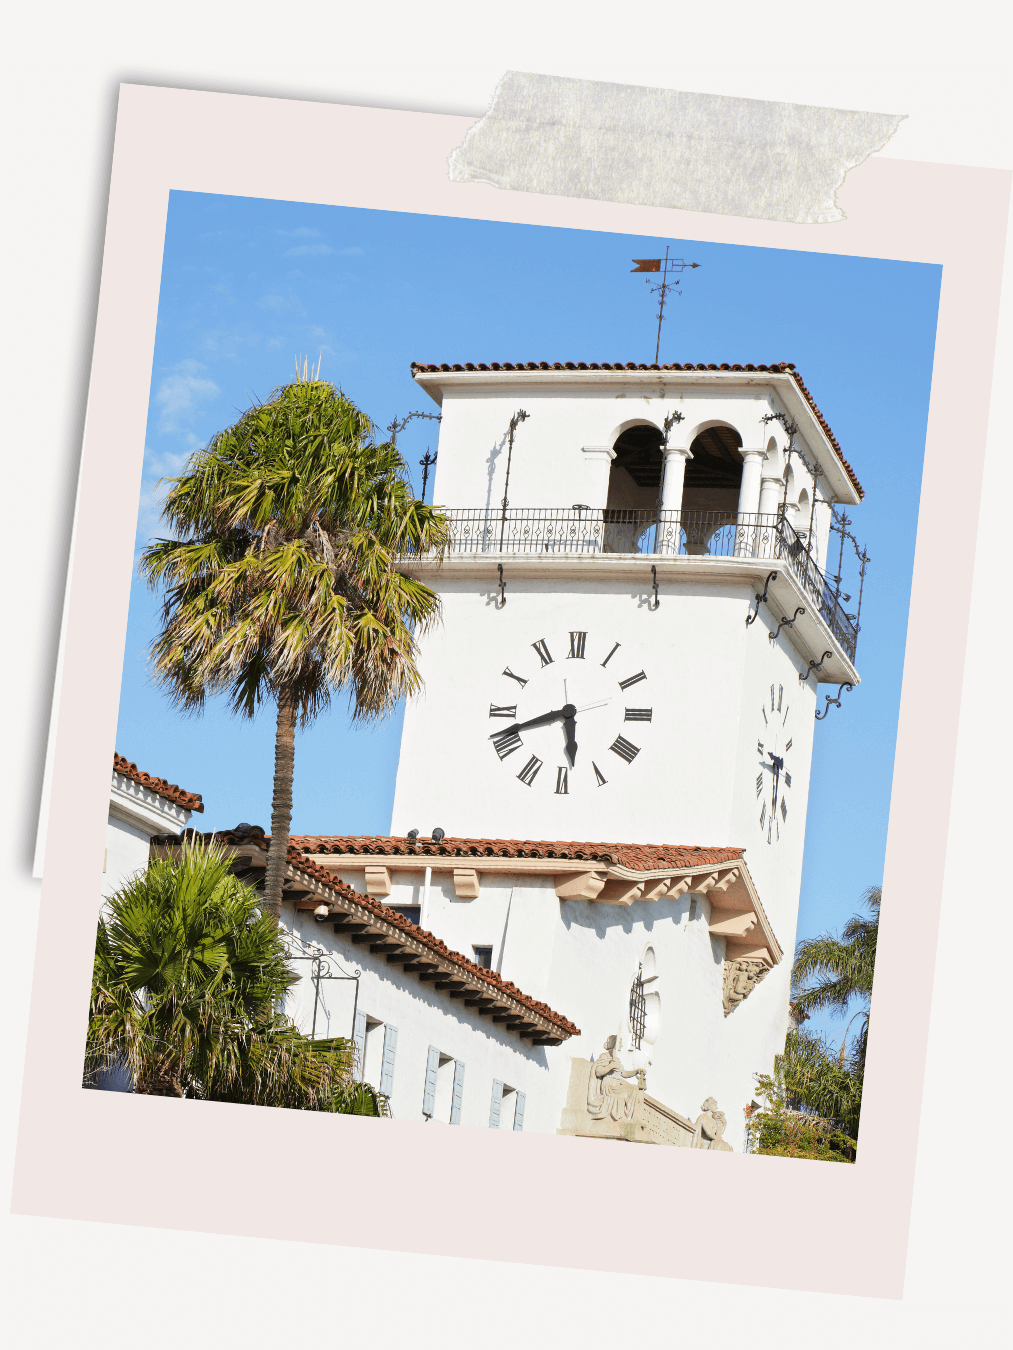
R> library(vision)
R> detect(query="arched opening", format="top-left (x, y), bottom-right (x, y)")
top-left (680, 424), bottom-right (744, 554)
top-left (606, 423), bottom-right (665, 511)
top-left (683, 425), bottom-right (744, 515)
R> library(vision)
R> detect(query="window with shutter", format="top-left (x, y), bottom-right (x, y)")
top-left (489, 1078), bottom-right (504, 1128)
top-left (379, 1024), bottom-right (398, 1096)
top-left (513, 1090), bottom-right (526, 1131)
top-left (423, 1045), bottom-right (440, 1117)
top-left (450, 1060), bottom-right (466, 1124)
top-left (353, 1009), bottom-right (367, 1080)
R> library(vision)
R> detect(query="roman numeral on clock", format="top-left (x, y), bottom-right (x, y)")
top-left (555, 766), bottom-right (569, 795)
top-left (780, 798), bottom-right (788, 821)
top-left (516, 754), bottom-right (543, 786)
top-left (531, 639), bottom-right (553, 667)
top-left (491, 729), bottom-right (523, 760)
top-left (600, 642), bottom-right (621, 668)
top-left (609, 735), bottom-right (640, 763)
top-left (756, 773), bottom-right (763, 798)
top-left (624, 708), bottom-right (652, 722)
top-left (785, 737), bottom-right (792, 752)
top-left (593, 761), bottom-right (608, 787)
top-left (618, 670), bottom-right (647, 691)
top-left (784, 770), bottom-right (791, 788)
top-left (760, 801), bottom-right (766, 828)
top-left (757, 739), bottom-right (764, 756)
top-left (567, 631), bottom-right (587, 660)
top-left (502, 666), bottom-right (528, 688)
top-left (489, 704), bottom-right (517, 718)
top-left (777, 684), bottom-right (783, 712)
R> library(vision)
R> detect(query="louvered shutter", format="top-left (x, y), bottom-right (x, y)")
top-left (423, 1045), bottom-right (440, 1118)
top-left (489, 1078), bottom-right (504, 1128)
top-left (513, 1090), bottom-right (526, 1132)
top-left (379, 1024), bottom-right (398, 1096)
top-left (450, 1060), bottom-right (466, 1125)
top-left (352, 1010), bottom-right (367, 1080)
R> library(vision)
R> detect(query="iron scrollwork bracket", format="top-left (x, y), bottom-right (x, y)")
top-left (801, 650), bottom-right (833, 684)
top-left (648, 565), bottom-right (660, 610)
top-left (770, 607), bottom-right (805, 643)
top-left (745, 571), bottom-right (778, 627)
top-left (496, 563), bottom-right (506, 608)
top-left (815, 682), bottom-right (854, 720)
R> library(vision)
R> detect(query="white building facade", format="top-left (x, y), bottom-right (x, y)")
top-left (106, 754), bottom-right (203, 898)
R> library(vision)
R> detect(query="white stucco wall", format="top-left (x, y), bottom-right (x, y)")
top-left (104, 773), bottom-right (193, 901)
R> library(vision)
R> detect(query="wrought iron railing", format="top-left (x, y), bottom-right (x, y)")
top-left (433, 507), bottom-right (859, 661)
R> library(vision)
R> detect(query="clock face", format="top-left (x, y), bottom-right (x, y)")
top-left (756, 681), bottom-right (793, 844)
top-left (488, 629), bottom-right (652, 794)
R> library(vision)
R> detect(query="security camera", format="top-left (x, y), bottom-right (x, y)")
top-left (313, 904), bottom-right (329, 921)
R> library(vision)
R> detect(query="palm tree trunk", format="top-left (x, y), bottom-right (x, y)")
top-left (264, 691), bottom-right (297, 924)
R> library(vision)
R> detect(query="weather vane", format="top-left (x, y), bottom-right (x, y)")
top-left (631, 246), bottom-right (700, 364)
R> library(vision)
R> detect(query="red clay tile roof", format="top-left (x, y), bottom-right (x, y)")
top-left (113, 754), bottom-right (204, 813)
top-left (291, 834), bottom-right (744, 871)
top-left (410, 360), bottom-right (864, 500)
top-left (161, 825), bottom-right (579, 1039)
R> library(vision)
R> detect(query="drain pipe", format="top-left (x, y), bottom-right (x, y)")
top-left (420, 865), bottom-right (432, 928)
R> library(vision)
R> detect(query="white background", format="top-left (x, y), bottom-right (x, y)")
top-left (2, 3), bottom-right (1009, 1343)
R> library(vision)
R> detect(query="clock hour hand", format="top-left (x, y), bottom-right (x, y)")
top-left (563, 715), bottom-right (577, 767)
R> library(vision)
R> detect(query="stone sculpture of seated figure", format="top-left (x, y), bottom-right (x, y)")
top-left (587, 1036), bottom-right (647, 1123)
top-left (691, 1097), bottom-right (733, 1150)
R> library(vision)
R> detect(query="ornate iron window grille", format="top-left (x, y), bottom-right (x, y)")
top-left (628, 965), bottom-right (647, 1050)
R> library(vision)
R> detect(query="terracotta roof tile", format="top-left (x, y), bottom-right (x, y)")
top-left (113, 753), bottom-right (204, 813)
top-left (291, 834), bottom-right (744, 871)
top-left (159, 825), bottom-right (579, 1039)
top-left (410, 360), bottom-right (864, 500)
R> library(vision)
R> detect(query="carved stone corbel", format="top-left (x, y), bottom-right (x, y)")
top-left (452, 868), bottom-right (480, 899)
top-left (554, 871), bottom-right (607, 901)
top-left (363, 864), bottom-right (392, 897)
top-left (722, 958), bottom-right (770, 1016)
top-left (708, 909), bottom-right (758, 940)
top-left (590, 879), bottom-right (645, 906)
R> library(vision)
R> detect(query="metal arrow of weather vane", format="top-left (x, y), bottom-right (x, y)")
top-left (631, 246), bottom-right (700, 364)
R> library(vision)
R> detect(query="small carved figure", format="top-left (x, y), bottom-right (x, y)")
top-left (722, 959), bottom-right (769, 1016)
top-left (587, 1035), bottom-right (646, 1123)
top-left (691, 1097), bottom-right (732, 1150)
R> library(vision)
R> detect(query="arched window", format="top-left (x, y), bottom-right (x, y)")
top-left (629, 947), bottom-right (661, 1051)
top-left (628, 964), bottom-right (647, 1050)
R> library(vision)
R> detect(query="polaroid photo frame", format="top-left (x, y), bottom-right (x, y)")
top-left (13, 84), bottom-right (1009, 1299)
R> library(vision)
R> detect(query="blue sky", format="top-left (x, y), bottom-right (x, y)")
top-left (118, 191), bottom-right (941, 1048)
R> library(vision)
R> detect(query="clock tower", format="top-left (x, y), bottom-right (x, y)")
top-left (392, 360), bottom-right (863, 954)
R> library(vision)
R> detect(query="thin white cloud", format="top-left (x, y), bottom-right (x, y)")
top-left (277, 226), bottom-right (322, 238)
top-left (283, 243), bottom-right (333, 257)
top-left (135, 443), bottom-right (198, 548)
top-left (339, 246), bottom-right (364, 256)
top-left (153, 359), bottom-right (220, 433)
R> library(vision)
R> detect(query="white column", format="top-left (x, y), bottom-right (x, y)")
top-left (659, 447), bottom-right (692, 554)
top-left (735, 449), bottom-right (765, 556)
top-left (756, 473), bottom-right (783, 560)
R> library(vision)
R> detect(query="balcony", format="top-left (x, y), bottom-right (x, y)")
top-left (435, 507), bottom-right (861, 662)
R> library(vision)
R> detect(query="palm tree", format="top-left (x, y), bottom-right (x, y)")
top-left (85, 840), bottom-right (384, 1112)
top-left (791, 884), bottom-right (880, 1072)
top-left (141, 372), bottom-right (449, 921)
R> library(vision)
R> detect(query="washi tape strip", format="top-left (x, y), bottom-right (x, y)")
top-left (449, 71), bottom-right (905, 225)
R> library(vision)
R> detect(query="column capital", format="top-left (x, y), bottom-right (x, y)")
top-left (662, 444), bottom-right (693, 459)
top-left (740, 447), bottom-right (766, 462)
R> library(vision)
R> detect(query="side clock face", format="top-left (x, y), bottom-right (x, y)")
top-left (756, 681), bottom-right (794, 844)
top-left (488, 630), bottom-right (652, 794)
